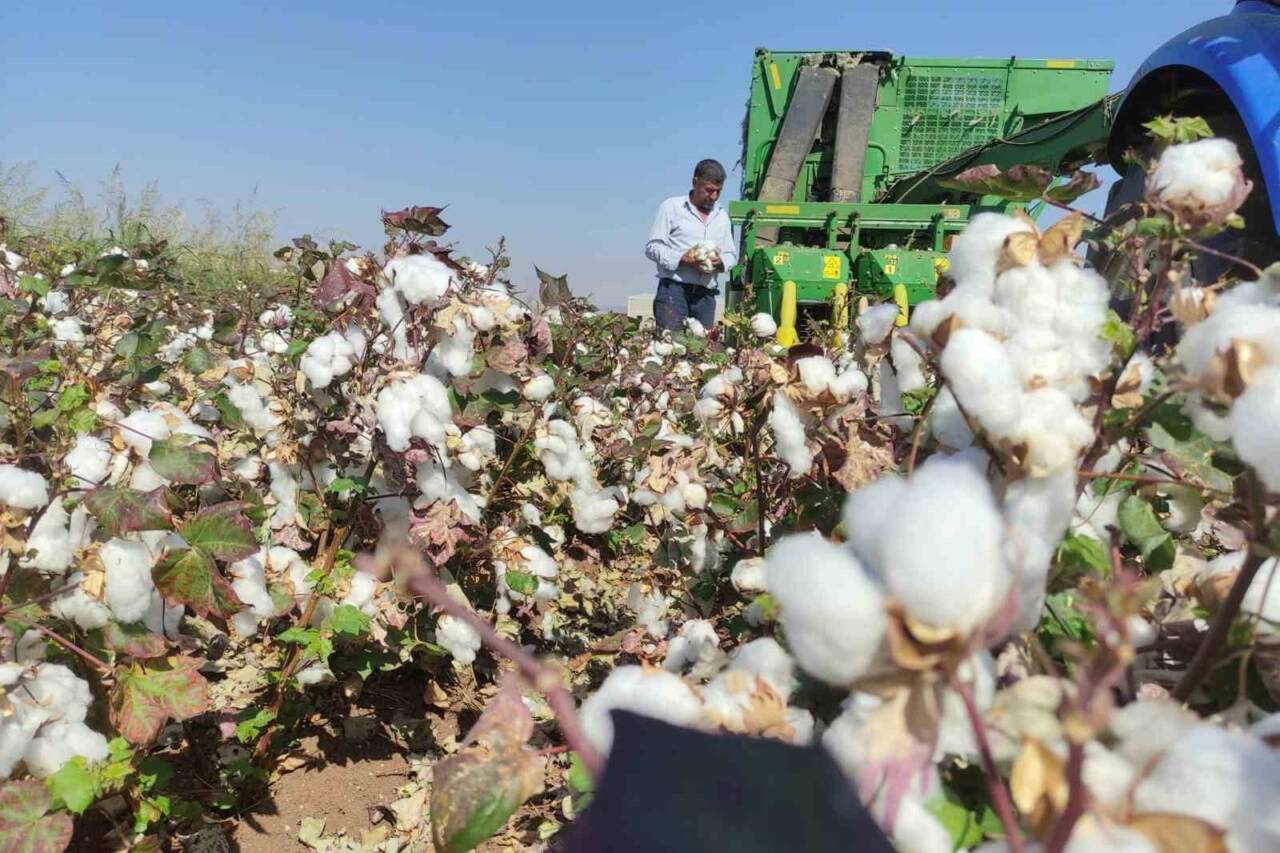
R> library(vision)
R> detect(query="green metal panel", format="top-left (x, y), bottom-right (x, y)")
top-left (854, 248), bottom-right (947, 304)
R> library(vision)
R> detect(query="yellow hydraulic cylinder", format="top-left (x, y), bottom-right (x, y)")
top-left (831, 282), bottom-right (849, 330)
top-left (777, 280), bottom-right (799, 347)
top-left (892, 283), bottom-right (910, 327)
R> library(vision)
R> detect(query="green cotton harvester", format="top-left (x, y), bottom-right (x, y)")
top-left (726, 50), bottom-right (1115, 344)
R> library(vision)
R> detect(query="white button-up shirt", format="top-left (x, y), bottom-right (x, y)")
top-left (644, 195), bottom-right (739, 290)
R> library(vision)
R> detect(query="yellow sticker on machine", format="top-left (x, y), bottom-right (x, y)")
top-left (822, 256), bottom-right (842, 279)
top-left (1046, 60), bottom-right (1076, 68)
top-left (764, 204), bottom-right (800, 214)
top-left (771, 250), bottom-right (791, 266)
top-left (769, 62), bottom-right (782, 90)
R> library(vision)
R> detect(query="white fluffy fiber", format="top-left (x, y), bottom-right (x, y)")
top-left (1232, 371), bottom-right (1280, 494)
top-left (768, 393), bottom-right (812, 477)
top-left (0, 465), bottom-right (49, 510)
top-left (947, 212), bottom-right (1034, 297)
top-left (535, 419), bottom-right (594, 487)
top-left (1146, 138), bottom-right (1249, 223)
top-left (383, 253), bottom-right (454, 306)
top-left (426, 315), bottom-right (477, 379)
top-left (765, 533), bottom-right (886, 685)
top-left (376, 373), bottom-right (454, 452)
top-left (750, 312), bottom-right (778, 338)
top-left (522, 373), bottom-right (555, 402)
top-left (101, 538), bottom-right (157, 624)
top-left (579, 666), bottom-right (703, 755)
top-left (569, 484), bottom-right (623, 534)
top-left (662, 619), bottom-right (721, 674)
top-left (21, 502), bottom-right (79, 575)
top-left (796, 356), bottom-right (867, 402)
top-left (64, 435), bottom-right (115, 487)
top-left (300, 326), bottom-right (366, 389)
top-left (0, 663), bottom-right (109, 780)
top-left (437, 614), bottom-right (482, 664)
top-left (858, 303), bottom-right (901, 346)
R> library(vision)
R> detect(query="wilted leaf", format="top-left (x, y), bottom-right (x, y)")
top-left (535, 266), bottom-right (573, 308)
top-left (317, 258), bottom-right (374, 309)
top-left (938, 163), bottom-right (1053, 202)
top-left (1129, 811), bottom-right (1227, 853)
top-left (179, 506), bottom-right (256, 561)
top-left (1045, 170), bottom-right (1101, 204)
top-left (430, 749), bottom-right (544, 853)
top-left (83, 487), bottom-right (173, 535)
top-left (152, 549), bottom-right (243, 619)
top-left (1010, 738), bottom-right (1067, 832)
top-left (102, 621), bottom-right (169, 659)
top-left (382, 205), bottom-right (449, 236)
top-left (148, 435), bottom-right (217, 485)
top-left (1118, 495), bottom-right (1174, 570)
top-left (182, 346), bottom-right (215, 374)
top-left (110, 656), bottom-right (211, 744)
top-left (0, 779), bottom-right (72, 853)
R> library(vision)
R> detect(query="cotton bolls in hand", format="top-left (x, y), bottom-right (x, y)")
top-left (764, 533), bottom-right (886, 685)
top-left (1146, 138), bottom-right (1252, 228)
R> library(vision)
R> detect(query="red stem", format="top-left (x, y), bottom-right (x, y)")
top-left (954, 677), bottom-right (1024, 853)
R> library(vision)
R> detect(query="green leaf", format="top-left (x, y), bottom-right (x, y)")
top-left (1100, 310), bottom-right (1135, 358)
top-left (134, 795), bottom-right (170, 834)
top-left (708, 494), bottom-right (739, 517)
top-left (1147, 406), bottom-right (1236, 492)
top-left (900, 385), bottom-right (936, 416)
top-left (278, 626), bottom-right (333, 662)
top-left (136, 757), bottom-right (173, 793)
top-left (750, 593), bottom-right (778, 623)
top-left (152, 548), bottom-right (243, 619)
top-left (55, 383), bottom-right (89, 413)
top-left (84, 487), bottom-right (174, 535)
top-left (926, 793), bottom-right (997, 848)
top-left (1143, 114), bottom-right (1213, 145)
top-left (1053, 533), bottom-right (1112, 587)
top-left (505, 570), bottom-right (539, 597)
top-left (46, 757), bottom-right (98, 815)
top-left (328, 604), bottom-right (370, 637)
top-left (182, 346), bottom-right (215, 374)
top-left (30, 409), bottom-right (58, 430)
top-left (285, 339), bottom-right (309, 358)
top-left (109, 656), bottom-right (211, 744)
top-left (233, 708), bottom-right (277, 744)
top-left (327, 477), bottom-right (366, 495)
top-left (148, 434), bottom-right (217, 485)
top-left (102, 621), bottom-right (169, 659)
top-left (212, 391), bottom-right (246, 430)
top-left (66, 408), bottom-right (97, 434)
top-left (178, 506), bottom-right (257, 561)
top-left (20, 274), bottom-right (51, 298)
top-left (0, 779), bottom-right (73, 853)
top-left (430, 749), bottom-right (544, 853)
top-left (1118, 496), bottom-right (1174, 570)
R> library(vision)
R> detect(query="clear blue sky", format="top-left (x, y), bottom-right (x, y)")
top-left (2, 0), bottom-right (1230, 308)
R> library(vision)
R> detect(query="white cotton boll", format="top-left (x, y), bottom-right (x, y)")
top-left (1177, 304), bottom-right (1280, 380)
top-left (40, 290), bottom-right (69, 315)
top-left (750, 312), bottom-right (778, 338)
top-left (858, 303), bottom-right (901, 346)
top-left (415, 457), bottom-right (483, 523)
top-left (1146, 138), bottom-right (1251, 226)
top-left (117, 410), bottom-right (171, 457)
top-left (627, 584), bottom-right (671, 638)
top-left (684, 317), bottom-right (707, 338)
top-left (472, 367), bottom-right (518, 395)
top-left (228, 552), bottom-right (274, 636)
top-left (383, 253), bottom-right (454, 305)
top-left (50, 317), bottom-right (85, 347)
top-left (129, 462), bottom-right (169, 493)
top-left (830, 367), bottom-right (868, 401)
top-left (878, 361), bottom-right (911, 431)
top-left (579, 666), bottom-right (703, 755)
top-left (1204, 552), bottom-right (1280, 631)
top-left (821, 692), bottom-right (883, 784)
top-left (891, 334), bottom-right (927, 392)
top-left (425, 317), bottom-right (476, 379)
top-left (295, 659), bottom-right (335, 686)
top-left (569, 485), bottom-right (622, 534)
top-left (224, 382), bottom-right (278, 432)
top-left (342, 572), bottom-right (378, 614)
top-left (1133, 722), bottom-right (1280, 850)
top-left (768, 393), bottom-right (812, 477)
top-left (891, 795), bottom-right (955, 853)
top-left (141, 589), bottom-right (183, 638)
top-left (1015, 387), bottom-right (1094, 476)
top-left (880, 458), bottom-right (1009, 633)
top-left (948, 212), bottom-right (1035, 296)
top-left (299, 330), bottom-right (358, 389)
top-left (693, 396), bottom-right (724, 423)
top-left (23, 720), bottom-right (110, 779)
top-left (437, 614), bottom-right (482, 664)
top-left (1109, 699), bottom-right (1199, 768)
top-left (765, 533), bottom-right (886, 685)
top-left (375, 287), bottom-right (412, 361)
top-left (102, 538), bottom-right (156, 624)
top-left (841, 474), bottom-right (906, 575)
top-left (796, 356), bottom-right (838, 397)
top-left (731, 556), bottom-right (767, 595)
top-left (729, 637), bottom-right (796, 698)
top-left (49, 574), bottom-right (111, 629)
top-left (663, 619), bottom-right (720, 673)
top-left (21, 501), bottom-right (74, 575)
top-left (928, 387), bottom-right (974, 449)
top-left (468, 304), bottom-right (496, 332)
top-left (63, 435), bottom-right (113, 488)
top-left (268, 461), bottom-right (299, 530)
top-left (0, 465), bottom-right (50, 510)
top-left (940, 328), bottom-right (1022, 439)
top-left (1231, 369), bottom-right (1280, 493)
top-left (522, 374), bottom-right (555, 401)
top-left (376, 373), bottom-right (453, 452)
top-left (1003, 470), bottom-right (1077, 631)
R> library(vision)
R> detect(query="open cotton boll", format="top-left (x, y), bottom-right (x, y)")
top-left (627, 584), bottom-right (671, 638)
top-left (295, 659), bottom-right (335, 686)
top-left (39, 290), bottom-right (69, 315)
top-left (0, 465), bottom-right (50, 510)
top-left (569, 485), bottom-right (622, 534)
top-left (102, 538), bottom-right (156, 624)
top-left (229, 551), bottom-right (275, 636)
top-left (437, 614), bottom-right (482, 664)
top-left (522, 374), bottom-right (555, 401)
top-left (49, 574), bottom-right (111, 630)
top-left (928, 387), bottom-right (974, 449)
top-left (21, 501), bottom-right (75, 575)
top-left (1002, 469), bottom-right (1077, 631)
top-left (1231, 369), bottom-right (1280, 492)
top-left (947, 212), bottom-right (1035, 295)
top-left (841, 474), bottom-right (906, 575)
top-left (730, 556), bottom-right (767, 595)
top-left (24, 719), bottom-right (111, 779)
top-left (376, 373), bottom-right (454, 452)
top-left (768, 393), bottom-right (812, 477)
top-left (425, 316), bottom-right (476, 379)
top-left (579, 666), bottom-right (704, 755)
top-left (299, 330), bottom-right (358, 389)
top-left (375, 287), bottom-right (413, 361)
top-left (879, 457), bottom-right (1009, 634)
top-left (1014, 387), bottom-right (1094, 476)
top-left (750, 312), bottom-right (778, 338)
top-left (342, 572), bottom-right (379, 615)
top-left (729, 637), bottom-right (796, 698)
top-left (796, 356), bottom-right (838, 397)
top-left (268, 461), bottom-right (300, 530)
top-left (383, 253), bottom-right (454, 305)
top-left (415, 457), bottom-right (483, 523)
top-left (662, 619), bottom-right (721, 673)
top-left (830, 366), bottom-right (868, 401)
top-left (890, 334), bottom-right (927, 393)
top-left (115, 409), bottom-right (171, 457)
top-left (223, 381), bottom-right (279, 432)
top-left (684, 318), bottom-right (707, 338)
top-left (765, 533), bottom-right (886, 685)
top-left (858, 303), bottom-right (901, 346)
top-left (877, 361), bottom-right (911, 431)
top-left (64, 435), bottom-right (113, 488)
top-left (940, 328), bottom-right (1022, 439)
top-left (1146, 138), bottom-right (1252, 228)
top-left (50, 317), bottom-right (85, 347)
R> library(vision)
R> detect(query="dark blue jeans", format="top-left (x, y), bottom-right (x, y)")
top-left (653, 279), bottom-right (715, 332)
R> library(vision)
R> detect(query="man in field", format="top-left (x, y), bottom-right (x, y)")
top-left (644, 159), bottom-right (738, 332)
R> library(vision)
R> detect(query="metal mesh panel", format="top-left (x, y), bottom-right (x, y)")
top-left (898, 73), bottom-right (1005, 173)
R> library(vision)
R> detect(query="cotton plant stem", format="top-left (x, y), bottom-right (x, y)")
top-left (1043, 742), bottom-right (1087, 853)
top-left (8, 618), bottom-right (112, 673)
top-left (953, 677), bottom-right (1024, 853)
top-left (404, 548), bottom-right (605, 779)
top-left (906, 388), bottom-right (938, 475)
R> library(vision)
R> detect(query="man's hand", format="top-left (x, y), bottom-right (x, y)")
top-left (711, 251), bottom-right (725, 272)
